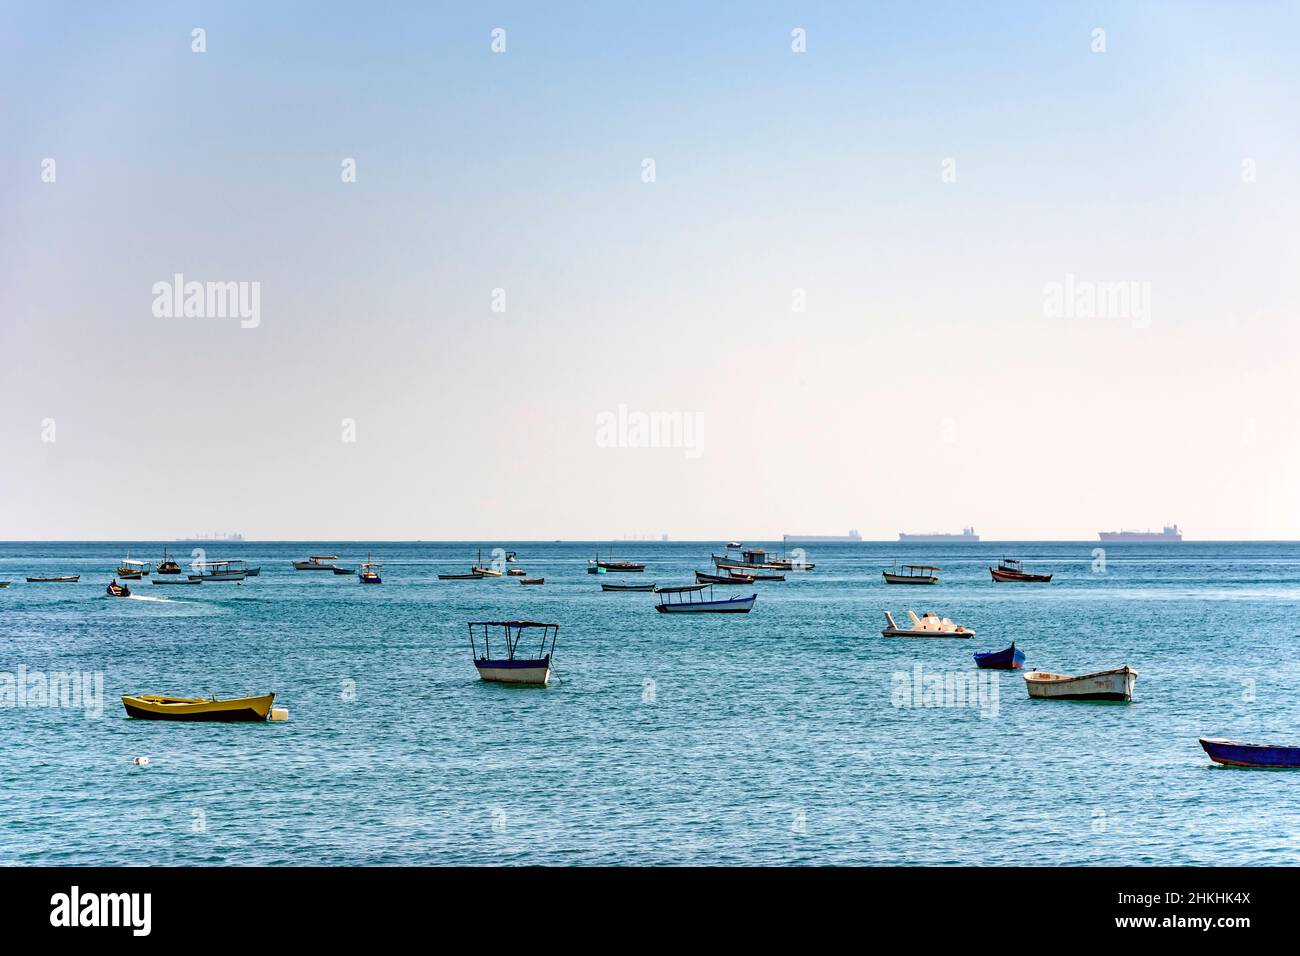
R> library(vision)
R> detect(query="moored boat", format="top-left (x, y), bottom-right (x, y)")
top-left (989, 558), bottom-right (1052, 583)
top-left (188, 559), bottom-right (248, 582)
top-left (106, 580), bottom-right (131, 597)
top-left (293, 554), bottom-right (339, 570)
top-left (358, 552), bottom-right (381, 584)
top-left (519, 578), bottom-right (544, 585)
top-left (507, 568), bottom-right (527, 576)
top-left (117, 554), bottom-right (151, 577)
top-left (332, 566), bottom-right (356, 575)
top-left (882, 563), bottom-right (940, 585)
top-left (439, 571), bottom-right (485, 580)
top-left (590, 555), bottom-right (646, 573)
top-left (469, 620), bottom-right (558, 686)
top-left (713, 548), bottom-right (814, 571)
top-left (881, 610), bottom-right (973, 638)
top-left (27, 575), bottom-right (79, 583)
top-left (121, 692), bottom-right (275, 721)
top-left (696, 570), bottom-right (755, 585)
top-left (655, 586), bottom-right (756, 614)
top-left (973, 642), bottom-right (1025, 669)
top-left (601, 582), bottom-right (656, 592)
top-left (156, 549), bottom-right (183, 575)
top-left (471, 549), bottom-right (503, 576)
top-left (1199, 737), bottom-right (1300, 769)
top-left (1024, 666), bottom-right (1138, 702)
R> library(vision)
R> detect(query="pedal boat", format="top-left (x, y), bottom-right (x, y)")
top-left (121, 693), bottom-right (275, 721)
top-left (881, 610), bottom-right (973, 638)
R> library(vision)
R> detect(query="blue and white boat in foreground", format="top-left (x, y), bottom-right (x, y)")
top-left (655, 585), bottom-right (755, 614)
top-left (468, 620), bottom-right (558, 686)
top-left (1200, 737), bottom-right (1300, 768)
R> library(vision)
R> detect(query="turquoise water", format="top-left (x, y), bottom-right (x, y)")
top-left (2, 540), bottom-right (1299, 866)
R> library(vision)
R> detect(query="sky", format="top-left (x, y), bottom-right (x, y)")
top-left (2, 1), bottom-right (1298, 541)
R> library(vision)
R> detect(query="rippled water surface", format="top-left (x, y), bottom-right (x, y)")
top-left (2, 540), bottom-right (1298, 865)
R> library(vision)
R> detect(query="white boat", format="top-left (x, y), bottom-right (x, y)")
top-left (881, 610), bottom-right (973, 638)
top-left (188, 559), bottom-right (248, 582)
top-left (1024, 666), bottom-right (1138, 702)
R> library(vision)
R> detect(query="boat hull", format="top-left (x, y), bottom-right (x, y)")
top-left (990, 567), bottom-right (1052, 582)
top-left (602, 583), bottom-right (656, 591)
top-left (474, 657), bottom-right (550, 686)
top-left (1199, 737), bottom-right (1300, 768)
top-left (882, 573), bottom-right (938, 585)
top-left (1024, 667), bottom-right (1137, 701)
top-left (974, 645), bottom-right (1025, 668)
top-left (656, 594), bottom-right (756, 613)
top-left (882, 628), bottom-right (972, 639)
top-left (27, 576), bottom-right (79, 583)
top-left (121, 693), bottom-right (274, 721)
top-left (292, 562), bottom-right (336, 570)
top-left (439, 573), bottom-right (484, 580)
top-left (695, 571), bottom-right (755, 585)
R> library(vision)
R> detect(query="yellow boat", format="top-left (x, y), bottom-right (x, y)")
top-left (121, 693), bottom-right (275, 722)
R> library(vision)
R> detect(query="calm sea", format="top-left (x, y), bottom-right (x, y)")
top-left (2, 540), bottom-right (1298, 866)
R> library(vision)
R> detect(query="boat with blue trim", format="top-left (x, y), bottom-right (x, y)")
top-left (974, 642), bottom-right (1025, 669)
top-left (469, 620), bottom-right (558, 685)
top-left (1200, 737), bottom-right (1300, 768)
top-left (655, 585), bottom-right (756, 614)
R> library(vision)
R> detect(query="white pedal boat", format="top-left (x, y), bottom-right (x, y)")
top-left (881, 610), bottom-right (974, 639)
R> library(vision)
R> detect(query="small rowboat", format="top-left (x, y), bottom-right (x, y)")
top-left (882, 610), bottom-right (973, 638)
top-left (883, 564), bottom-right (939, 585)
top-left (469, 621), bottom-right (557, 686)
top-left (974, 642), bottom-right (1025, 669)
top-left (439, 571), bottom-right (484, 580)
top-left (153, 577), bottom-right (201, 585)
top-left (106, 581), bottom-right (131, 597)
top-left (519, 578), bottom-right (544, 585)
top-left (695, 570), bottom-right (755, 585)
top-left (332, 566), bottom-right (356, 575)
top-left (602, 582), bottom-right (656, 592)
top-left (656, 586), bottom-right (756, 614)
top-left (121, 693), bottom-right (275, 721)
top-left (1024, 666), bottom-right (1138, 702)
top-left (1199, 737), bottom-right (1300, 769)
top-left (27, 575), bottom-right (79, 583)
top-left (989, 558), bottom-right (1052, 583)
top-left (507, 568), bottom-right (527, 576)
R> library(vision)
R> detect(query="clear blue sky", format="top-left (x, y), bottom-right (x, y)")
top-left (2, 2), bottom-right (1298, 539)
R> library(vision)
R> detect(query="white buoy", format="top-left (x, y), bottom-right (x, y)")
top-left (132, 756), bottom-right (150, 766)
top-left (269, 707), bottom-right (289, 722)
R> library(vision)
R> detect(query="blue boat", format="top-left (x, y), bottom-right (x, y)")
top-left (1199, 737), bottom-right (1300, 769)
top-left (655, 586), bottom-right (756, 614)
top-left (973, 642), bottom-right (1025, 670)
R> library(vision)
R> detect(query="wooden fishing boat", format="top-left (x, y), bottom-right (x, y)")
top-left (713, 548), bottom-right (814, 571)
top-left (156, 549), bottom-right (183, 575)
top-left (973, 642), bottom-right (1025, 669)
top-left (696, 570), bottom-right (756, 585)
top-left (121, 692), bottom-right (275, 721)
top-left (26, 575), bottom-right (79, 583)
top-left (439, 571), bottom-right (485, 580)
top-left (519, 578), bottom-right (544, 585)
top-left (117, 554), bottom-right (151, 577)
top-left (471, 549), bottom-right (502, 576)
top-left (601, 582), bottom-right (656, 592)
top-left (1199, 737), bottom-right (1300, 769)
top-left (655, 586), bottom-right (756, 614)
top-left (592, 557), bottom-right (646, 573)
top-left (882, 563), bottom-right (940, 585)
top-left (188, 559), bottom-right (248, 582)
top-left (881, 610), bottom-right (973, 638)
top-left (152, 576), bottom-right (201, 585)
top-left (293, 554), bottom-right (339, 570)
top-left (358, 552), bottom-right (381, 584)
top-left (507, 568), bottom-right (527, 576)
top-left (332, 566), bottom-right (356, 575)
top-left (106, 580), bottom-right (131, 597)
top-left (1024, 666), bottom-right (1138, 702)
top-left (468, 621), bottom-right (558, 686)
top-left (989, 558), bottom-right (1052, 583)
top-left (0, 582), bottom-right (9, 589)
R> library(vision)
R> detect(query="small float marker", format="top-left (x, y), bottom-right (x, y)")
top-left (132, 756), bottom-right (150, 766)
top-left (269, 706), bottom-right (289, 722)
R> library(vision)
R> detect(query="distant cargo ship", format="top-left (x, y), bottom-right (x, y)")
top-left (898, 527), bottom-right (979, 543)
top-left (784, 529), bottom-right (862, 544)
top-left (1098, 524), bottom-right (1182, 542)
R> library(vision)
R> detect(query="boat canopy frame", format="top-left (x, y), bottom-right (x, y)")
top-left (468, 621), bottom-right (559, 662)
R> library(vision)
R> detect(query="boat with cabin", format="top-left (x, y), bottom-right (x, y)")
top-left (713, 547), bottom-right (814, 571)
top-left (468, 620), bottom-right (558, 686)
top-left (121, 692), bottom-right (276, 721)
top-left (117, 553), bottom-right (151, 578)
top-left (1199, 737), bottom-right (1300, 768)
top-left (881, 610), bottom-right (973, 638)
top-left (293, 555), bottom-right (339, 570)
top-left (588, 554), bottom-right (646, 573)
top-left (882, 563), bottom-right (940, 585)
top-left (1024, 666), bottom-right (1138, 701)
top-left (472, 549), bottom-right (503, 577)
top-left (974, 642), bottom-right (1026, 669)
top-left (989, 558), bottom-right (1052, 583)
top-left (655, 586), bottom-right (756, 614)
top-left (188, 559), bottom-right (248, 582)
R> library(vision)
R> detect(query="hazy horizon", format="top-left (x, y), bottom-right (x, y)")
top-left (4, 2), bottom-right (1298, 541)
